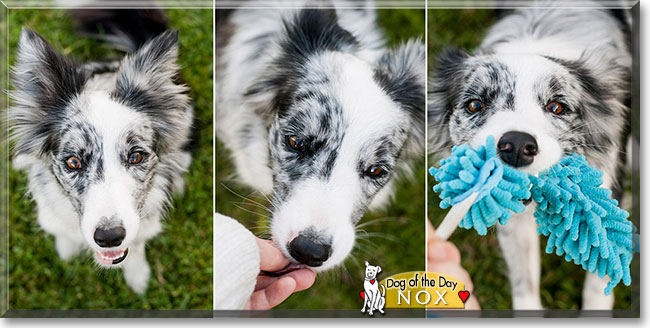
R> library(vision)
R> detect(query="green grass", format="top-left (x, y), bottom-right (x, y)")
top-left (216, 9), bottom-right (426, 310)
top-left (427, 9), bottom-right (634, 310)
top-left (7, 9), bottom-right (213, 310)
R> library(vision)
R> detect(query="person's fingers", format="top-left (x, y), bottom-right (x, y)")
top-left (427, 261), bottom-right (475, 293)
top-left (427, 219), bottom-right (436, 241)
top-left (428, 219), bottom-right (480, 310)
top-left (465, 294), bottom-right (481, 310)
top-left (255, 268), bottom-right (317, 292)
top-left (246, 276), bottom-right (297, 310)
top-left (428, 240), bottom-right (462, 265)
top-left (254, 275), bottom-right (279, 291)
top-left (427, 219), bottom-right (462, 265)
top-left (284, 268), bottom-right (317, 292)
top-left (256, 238), bottom-right (291, 272)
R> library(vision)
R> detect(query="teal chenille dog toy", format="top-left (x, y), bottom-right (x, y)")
top-left (430, 136), bottom-right (636, 294)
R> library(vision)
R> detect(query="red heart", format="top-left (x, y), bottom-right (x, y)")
top-left (458, 290), bottom-right (470, 303)
top-left (359, 291), bottom-right (365, 300)
top-left (370, 279), bottom-right (375, 284)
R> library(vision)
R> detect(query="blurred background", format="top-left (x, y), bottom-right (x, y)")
top-left (427, 8), bottom-right (637, 310)
top-left (215, 8), bottom-right (426, 310)
top-left (7, 8), bottom-right (213, 310)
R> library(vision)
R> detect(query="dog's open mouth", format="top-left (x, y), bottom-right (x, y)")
top-left (96, 248), bottom-right (128, 265)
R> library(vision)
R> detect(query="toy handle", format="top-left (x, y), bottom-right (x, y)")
top-left (434, 192), bottom-right (478, 241)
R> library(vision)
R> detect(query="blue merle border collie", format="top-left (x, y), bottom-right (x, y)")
top-left (217, 1), bottom-right (425, 271)
top-left (8, 10), bottom-right (193, 294)
top-left (428, 2), bottom-right (632, 309)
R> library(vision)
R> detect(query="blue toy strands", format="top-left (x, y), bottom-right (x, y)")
top-left (431, 139), bottom-right (638, 295)
top-left (531, 154), bottom-right (633, 295)
top-left (430, 136), bottom-right (531, 236)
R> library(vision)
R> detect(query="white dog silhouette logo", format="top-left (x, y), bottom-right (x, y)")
top-left (360, 261), bottom-right (386, 316)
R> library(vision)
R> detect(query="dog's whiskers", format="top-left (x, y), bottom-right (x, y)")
top-left (232, 204), bottom-right (270, 219)
top-left (232, 200), bottom-right (272, 213)
top-left (220, 183), bottom-right (271, 210)
top-left (356, 216), bottom-right (398, 229)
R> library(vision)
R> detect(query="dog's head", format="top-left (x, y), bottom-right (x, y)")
top-left (10, 29), bottom-right (191, 267)
top-left (429, 48), bottom-right (629, 175)
top-left (364, 261), bottom-right (381, 280)
top-left (246, 9), bottom-right (424, 271)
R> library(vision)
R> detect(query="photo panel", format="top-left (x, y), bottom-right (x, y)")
top-left (215, 0), bottom-right (427, 316)
top-left (2, 2), bottom-right (214, 314)
top-left (427, 0), bottom-right (640, 316)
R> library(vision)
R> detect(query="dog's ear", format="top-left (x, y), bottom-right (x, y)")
top-left (10, 28), bottom-right (86, 156)
top-left (374, 39), bottom-right (425, 158)
top-left (245, 8), bottom-right (359, 126)
top-left (111, 30), bottom-right (191, 153)
top-left (376, 266), bottom-right (381, 274)
top-left (365, 261), bottom-right (370, 267)
top-left (428, 47), bottom-right (469, 156)
top-left (117, 29), bottom-right (180, 79)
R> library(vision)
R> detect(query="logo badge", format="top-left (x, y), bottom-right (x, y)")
top-left (360, 261), bottom-right (386, 316)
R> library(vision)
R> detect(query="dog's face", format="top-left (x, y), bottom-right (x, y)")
top-left (364, 261), bottom-right (381, 280)
top-left (10, 29), bottom-right (190, 267)
top-left (247, 10), bottom-right (424, 271)
top-left (430, 49), bottom-right (628, 175)
top-left (51, 95), bottom-right (158, 266)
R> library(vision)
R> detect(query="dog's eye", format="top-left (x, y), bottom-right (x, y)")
top-left (66, 156), bottom-right (82, 170)
top-left (128, 152), bottom-right (144, 165)
top-left (287, 135), bottom-right (306, 152)
top-left (546, 101), bottom-right (564, 114)
top-left (365, 165), bottom-right (386, 178)
top-left (467, 99), bottom-right (484, 113)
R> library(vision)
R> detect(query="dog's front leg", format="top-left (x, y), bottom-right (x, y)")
top-left (497, 206), bottom-right (543, 310)
top-left (53, 234), bottom-right (83, 261)
top-left (122, 242), bottom-right (151, 294)
top-left (581, 267), bottom-right (615, 309)
top-left (34, 196), bottom-right (82, 261)
top-left (369, 291), bottom-right (380, 315)
top-left (377, 296), bottom-right (385, 314)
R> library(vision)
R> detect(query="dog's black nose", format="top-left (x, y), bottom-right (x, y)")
top-left (497, 131), bottom-right (538, 167)
top-left (288, 235), bottom-right (332, 267)
top-left (93, 226), bottom-right (126, 248)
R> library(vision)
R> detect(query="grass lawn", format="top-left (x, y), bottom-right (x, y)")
top-left (427, 9), bottom-right (636, 310)
top-left (216, 9), bottom-right (426, 310)
top-left (7, 9), bottom-right (213, 310)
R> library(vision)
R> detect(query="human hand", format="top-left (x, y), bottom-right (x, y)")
top-left (427, 220), bottom-right (481, 310)
top-left (244, 238), bottom-right (317, 310)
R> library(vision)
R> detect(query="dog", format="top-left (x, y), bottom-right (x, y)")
top-left (217, 0), bottom-right (425, 271)
top-left (428, 2), bottom-right (632, 309)
top-left (8, 10), bottom-right (193, 294)
top-left (360, 261), bottom-right (386, 315)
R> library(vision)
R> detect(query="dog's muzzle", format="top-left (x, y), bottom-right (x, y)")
top-left (93, 224), bottom-right (128, 265)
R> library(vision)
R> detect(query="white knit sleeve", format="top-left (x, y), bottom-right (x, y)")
top-left (213, 213), bottom-right (260, 310)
